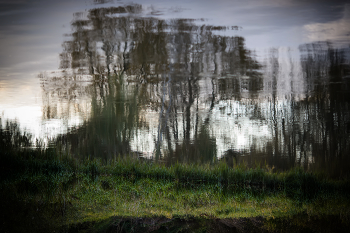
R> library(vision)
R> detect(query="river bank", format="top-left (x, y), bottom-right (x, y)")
top-left (1, 150), bottom-right (349, 232)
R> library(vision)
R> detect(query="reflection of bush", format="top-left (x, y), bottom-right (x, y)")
top-left (52, 75), bottom-right (140, 160)
top-left (0, 119), bottom-right (32, 151)
top-left (168, 126), bottom-right (217, 165)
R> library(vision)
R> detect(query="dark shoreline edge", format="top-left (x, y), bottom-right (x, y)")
top-left (64, 214), bottom-right (349, 233)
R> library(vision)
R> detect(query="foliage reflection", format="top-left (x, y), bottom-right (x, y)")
top-left (38, 5), bottom-right (350, 177)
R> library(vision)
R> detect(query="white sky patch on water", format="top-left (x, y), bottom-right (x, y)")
top-left (1, 105), bottom-right (43, 138)
top-left (212, 101), bottom-right (272, 157)
top-left (130, 98), bottom-right (273, 159)
top-left (0, 103), bottom-right (87, 142)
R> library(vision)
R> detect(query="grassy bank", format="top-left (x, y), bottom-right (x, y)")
top-left (1, 151), bottom-right (350, 232)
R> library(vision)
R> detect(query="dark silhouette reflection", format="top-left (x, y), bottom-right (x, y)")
top-left (297, 42), bottom-right (350, 177)
top-left (226, 42), bottom-right (350, 177)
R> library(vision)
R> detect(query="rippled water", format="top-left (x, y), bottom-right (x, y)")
top-left (1, 0), bottom-right (350, 175)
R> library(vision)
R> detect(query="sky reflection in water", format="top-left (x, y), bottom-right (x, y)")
top-left (0, 0), bottom-right (350, 175)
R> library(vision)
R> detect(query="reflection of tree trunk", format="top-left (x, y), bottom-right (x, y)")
top-left (164, 71), bottom-right (173, 155)
top-left (271, 49), bottom-right (279, 158)
top-left (156, 85), bottom-right (164, 159)
top-left (289, 99), bottom-right (295, 167)
top-left (172, 105), bottom-right (178, 140)
top-left (122, 41), bottom-right (129, 75)
top-left (286, 53), bottom-right (294, 166)
top-left (86, 40), bottom-right (95, 75)
top-left (102, 41), bottom-right (114, 75)
top-left (273, 94), bottom-right (279, 156)
top-left (302, 95), bottom-right (310, 169)
top-left (165, 124), bottom-right (173, 157)
top-left (185, 76), bottom-right (193, 140)
top-left (195, 97), bottom-right (199, 139)
top-left (204, 78), bottom-right (216, 125)
top-left (156, 69), bottom-right (172, 158)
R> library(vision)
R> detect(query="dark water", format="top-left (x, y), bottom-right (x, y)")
top-left (1, 1), bottom-right (350, 177)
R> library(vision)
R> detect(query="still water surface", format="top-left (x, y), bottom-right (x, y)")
top-left (1, 0), bottom-right (350, 176)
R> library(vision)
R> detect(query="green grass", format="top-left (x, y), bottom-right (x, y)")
top-left (1, 151), bottom-right (350, 232)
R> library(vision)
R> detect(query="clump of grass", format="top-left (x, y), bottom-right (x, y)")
top-left (2, 152), bottom-right (347, 200)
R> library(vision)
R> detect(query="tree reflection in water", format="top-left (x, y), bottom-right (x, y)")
top-left (39, 4), bottom-right (350, 177)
